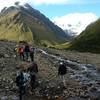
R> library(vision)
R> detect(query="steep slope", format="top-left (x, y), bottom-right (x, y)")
top-left (70, 18), bottom-right (100, 53)
top-left (0, 3), bottom-right (68, 45)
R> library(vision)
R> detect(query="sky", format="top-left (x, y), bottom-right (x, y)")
top-left (0, 0), bottom-right (100, 34)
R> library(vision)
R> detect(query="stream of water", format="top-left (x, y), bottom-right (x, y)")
top-left (38, 49), bottom-right (100, 88)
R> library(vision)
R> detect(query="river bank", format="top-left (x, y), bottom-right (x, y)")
top-left (43, 48), bottom-right (100, 70)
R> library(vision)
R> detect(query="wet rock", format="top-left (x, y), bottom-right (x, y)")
top-left (96, 82), bottom-right (100, 85)
top-left (89, 87), bottom-right (97, 92)
top-left (81, 85), bottom-right (88, 90)
top-left (87, 83), bottom-right (93, 87)
top-left (67, 63), bottom-right (80, 70)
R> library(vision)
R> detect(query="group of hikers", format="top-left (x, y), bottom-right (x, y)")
top-left (14, 42), bottom-right (35, 62)
top-left (14, 42), bottom-right (67, 100)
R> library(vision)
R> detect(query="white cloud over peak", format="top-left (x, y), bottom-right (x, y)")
top-left (0, 0), bottom-right (77, 10)
top-left (52, 13), bottom-right (98, 35)
top-left (0, 0), bottom-right (69, 11)
top-left (0, 0), bottom-right (100, 11)
top-left (0, 0), bottom-right (27, 11)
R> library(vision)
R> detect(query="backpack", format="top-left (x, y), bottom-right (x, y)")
top-left (19, 47), bottom-right (24, 53)
top-left (30, 47), bottom-right (35, 53)
top-left (16, 74), bottom-right (25, 87)
top-left (24, 45), bottom-right (30, 52)
top-left (33, 63), bottom-right (38, 73)
top-left (58, 64), bottom-right (67, 75)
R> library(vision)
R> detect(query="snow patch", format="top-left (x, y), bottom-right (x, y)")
top-left (52, 13), bottom-right (98, 36)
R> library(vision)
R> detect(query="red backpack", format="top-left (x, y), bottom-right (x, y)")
top-left (19, 47), bottom-right (24, 53)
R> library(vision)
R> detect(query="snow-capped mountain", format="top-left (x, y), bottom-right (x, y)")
top-left (52, 13), bottom-right (98, 36)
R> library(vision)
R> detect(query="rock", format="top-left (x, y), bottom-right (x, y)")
top-left (89, 91), bottom-right (100, 100)
top-left (4, 54), bottom-right (10, 58)
top-left (9, 95), bottom-right (19, 100)
top-left (68, 97), bottom-right (86, 100)
top-left (89, 87), bottom-right (97, 92)
top-left (1, 96), bottom-right (8, 100)
top-left (96, 82), bottom-right (100, 85)
top-left (0, 53), bottom-right (4, 58)
top-left (87, 83), bottom-right (93, 87)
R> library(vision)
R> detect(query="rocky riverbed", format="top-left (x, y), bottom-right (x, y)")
top-left (0, 41), bottom-right (100, 100)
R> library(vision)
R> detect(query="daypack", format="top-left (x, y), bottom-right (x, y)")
top-left (24, 45), bottom-right (30, 52)
top-left (16, 74), bottom-right (25, 87)
top-left (19, 47), bottom-right (24, 53)
top-left (58, 64), bottom-right (67, 75)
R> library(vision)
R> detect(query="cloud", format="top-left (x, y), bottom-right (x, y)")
top-left (31, 0), bottom-right (68, 5)
top-left (0, 0), bottom-right (68, 11)
top-left (0, 0), bottom-right (100, 11)
top-left (52, 13), bottom-right (98, 35)
top-left (0, 0), bottom-right (27, 11)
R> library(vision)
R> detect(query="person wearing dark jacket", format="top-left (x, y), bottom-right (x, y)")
top-left (24, 44), bottom-right (30, 61)
top-left (30, 46), bottom-right (35, 62)
top-left (58, 61), bottom-right (67, 86)
top-left (28, 62), bottom-right (38, 74)
top-left (28, 62), bottom-right (38, 93)
top-left (15, 71), bottom-right (26, 100)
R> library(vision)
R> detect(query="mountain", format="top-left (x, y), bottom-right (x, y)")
top-left (53, 21), bottom-right (81, 36)
top-left (53, 13), bottom-right (98, 37)
top-left (70, 18), bottom-right (100, 53)
top-left (0, 3), bottom-right (68, 46)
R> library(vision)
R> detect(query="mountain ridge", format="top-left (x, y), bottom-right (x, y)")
top-left (0, 3), bottom-right (68, 46)
top-left (69, 18), bottom-right (100, 53)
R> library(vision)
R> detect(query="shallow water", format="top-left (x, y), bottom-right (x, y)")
top-left (39, 49), bottom-right (100, 89)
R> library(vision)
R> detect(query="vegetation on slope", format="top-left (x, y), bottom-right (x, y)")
top-left (0, 4), bottom-right (68, 46)
top-left (69, 18), bottom-right (100, 53)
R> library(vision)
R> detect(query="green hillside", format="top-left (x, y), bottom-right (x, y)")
top-left (0, 4), bottom-right (67, 46)
top-left (69, 18), bottom-right (100, 53)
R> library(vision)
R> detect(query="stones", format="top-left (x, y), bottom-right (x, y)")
top-left (89, 87), bottom-right (97, 92)
top-left (89, 91), bottom-right (100, 100)
top-left (1, 96), bottom-right (8, 100)
top-left (0, 53), bottom-right (4, 58)
top-left (1, 95), bottom-right (19, 100)
top-left (4, 54), bottom-right (10, 58)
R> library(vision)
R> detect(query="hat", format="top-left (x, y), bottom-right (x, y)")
top-left (60, 62), bottom-right (63, 65)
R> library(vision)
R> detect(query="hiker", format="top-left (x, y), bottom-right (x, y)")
top-left (15, 71), bottom-right (27, 100)
top-left (24, 44), bottom-right (30, 61)
top-left (28, 62), bottom-right (38, 93)
top-left (18, 46), bottom-right (25, 61)
top-left (30, 46), bottom-right (35, 62)
top-left (28, 62), bottom-right (38, 74)
top-left (58, 61), bottom-right (67, 87)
